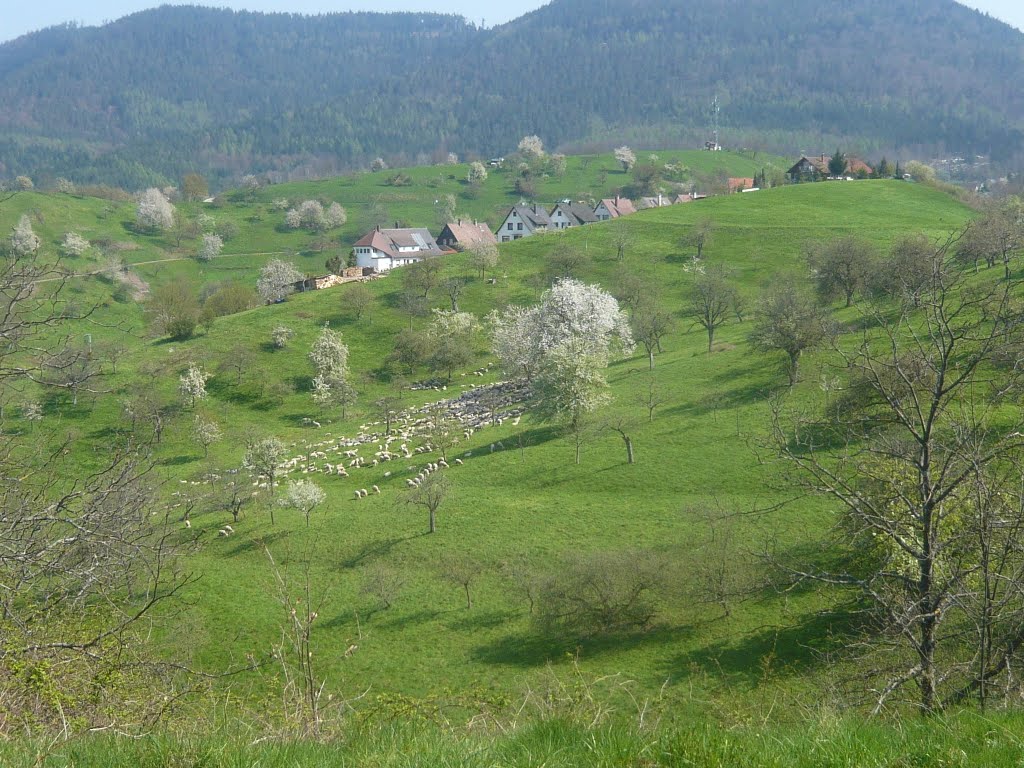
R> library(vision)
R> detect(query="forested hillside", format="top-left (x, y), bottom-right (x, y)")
top-left (1, 0), bottom-right (1023, 188)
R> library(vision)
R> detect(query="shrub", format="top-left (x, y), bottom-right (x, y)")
top-left (534, 550), bottom-right (669, 637)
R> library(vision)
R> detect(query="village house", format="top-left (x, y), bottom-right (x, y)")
top-left (436, 219), bottom-right (498, 249)
top-left (727, 177), bottom-right (756, 193)
top-left (593, 196), bottom-right (637, 221)
top-left (549, 201), bottom-right (599, 230)
top-left (495, 205), bottom-right (552, 242)
top-left (352, 226), bottom-right (446, 272)
top-left (788, 154), bottom-right (874, 181)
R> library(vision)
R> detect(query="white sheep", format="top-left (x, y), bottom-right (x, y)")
top-left (372, 485), bottom-right (380, 494)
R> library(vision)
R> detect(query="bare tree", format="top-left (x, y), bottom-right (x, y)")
top-left (631, 299), bottom-right (674, 369)
top-left (769, 242), bottom-right (1024, 714)
top-left (605, 416), bottom-right (637, 464)
top-left (440, 556), bottom-right (483, 609)
top-left (806, 236), bottom-right (876, 307)
top-left (749, 284), bottom-right (833, 385)
top-left (685, 265), bottom-right (736, 353)
top-left (635, 372), bottom-right (665, 423)
top-left (443, 275), bottom-right (467, 312)
top-left (611, 226), bottom-right (635, 263)
top-left (404, 472), bottom-right (451, 534)
top-left (682, 218), bottom-right (714, 261)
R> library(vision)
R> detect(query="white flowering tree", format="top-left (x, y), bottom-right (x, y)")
top-left (371, 157), bottom-right (388, 172)
top-left (325, 202), bottom-right (347, 229)
top-left (468, 240), bottom-right (499, 279)
top-left (192, 416), bottom-right (222, 457)
top-left (10, 215), bottom-right (41, 256)
top-left (286, 200), bottom-right (327, 232)
top-left (178, 362), bottom-right (209, 408)
top-left (135, 188), bottom-right (175, 232)
top-left (614, 146), bottom-right (637, 172)
top-left (197, 233), bottom-right (223, 262)
top-left (257, 259), bottom-right (304, 303)
top-left (309, 324), bottom-right (348, 380)
top-left (490, 279), bottom-right (631, 463)
top-left (243, 436), bottom-right (286, 506)
top-left (279, 480), bottom-right (326, 527)
top-left (518, 135), bottom-right (545, 161)
top-left (491, 279), bottom-right (633, 381)
top-left (271, 325), bottom-right (294, 349)
top-left (467, 161), bottom-right (488, 186)
top-left (61, 231), bottom-right (90, 257)
top-left (532, 340), bottom-right (612, 464)
top-left (309, 324), bottom-right (354, 417)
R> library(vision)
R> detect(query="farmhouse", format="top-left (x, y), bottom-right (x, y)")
top-left (549, 201), bottom-right (599, 230)
top-left (727, 177), bottom-right (755, 193)
top-left (496, 205), bottom-right (552, 242)
top-left (352, 226), bottom-right (445, 272)
top-left (788, 154), bottom-right (874, 181)
top-left (437, 219), bottom-right (498, 249)
top-left (594, 196), bottom-right (637, 220)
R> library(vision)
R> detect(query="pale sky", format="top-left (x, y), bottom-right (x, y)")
top-left (0, 0), bottom-right (1021, 44)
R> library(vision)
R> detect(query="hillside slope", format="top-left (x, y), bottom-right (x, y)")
top-left (6, 180), bottom-right (975, 715)
top-left (1, 0), bottom-right (1022, 187)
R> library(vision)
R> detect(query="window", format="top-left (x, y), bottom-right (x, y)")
top-left (502, 236), bottom-right (510, 242)
top-left (517, 223), bottom-right (523, 230)
top-left (507, 223), bottom-right (513, 230)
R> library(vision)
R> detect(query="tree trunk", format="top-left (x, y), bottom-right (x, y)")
top-left (625, 436), bottom-right (634, 465)
top-left (707, 327), bottom-right (714, 354)
top-left (463, 584), bottom-right (472, 610)
top-left (648, 349), bottom-right (655, 370)
top-left (429, 508), bottom-right (436, 534)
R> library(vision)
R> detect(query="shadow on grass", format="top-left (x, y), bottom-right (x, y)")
top-left (374, 607), bottom-right (446, 631)
top-left (228, 530), bottom-right (292, 556)
top-left (206, 377), bottom-right (261, 405)
top-left (337, 534), bottom-right (423, 569)
top-left (472, 624), bottom-right (690, 668)
top-left (444, 608), bottom-right (517, 632)
top-left (160, 454), bottom-right (197, 466)
top-left (666, 601), bottom-right (864, 686)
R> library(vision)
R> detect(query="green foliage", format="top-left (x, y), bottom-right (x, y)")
top-left (1, 3), bottom-right (1022, 187)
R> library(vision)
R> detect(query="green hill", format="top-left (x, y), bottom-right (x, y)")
top-left (0, 174), bottom-right (977, 728)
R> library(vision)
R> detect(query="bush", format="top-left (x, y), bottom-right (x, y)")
top-left (534, 550), bottom-right (669, 638)
top-left (166, 316), bottom-right (197, 340)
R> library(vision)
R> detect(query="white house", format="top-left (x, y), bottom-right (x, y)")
top-left (352, 226), bottom-right (445, 272)
top-left (549, 201), bottom-right (599, 230)
top-left (594, 196), bottom-right (637, 221)
top-left (495, 205), bottom-right (552, 242)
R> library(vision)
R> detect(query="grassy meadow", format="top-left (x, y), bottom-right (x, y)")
top-left (0, 160), bottom-right (989, 760)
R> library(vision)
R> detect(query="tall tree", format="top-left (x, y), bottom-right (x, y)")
top-left (770, 243), bottom-right (1024, 714)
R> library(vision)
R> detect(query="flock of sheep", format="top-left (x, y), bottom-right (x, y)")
top-left (179, 380), bottom-right (530, 532)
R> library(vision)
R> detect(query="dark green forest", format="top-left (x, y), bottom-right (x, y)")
top-left (1, 0), bottom-right (1023, 189)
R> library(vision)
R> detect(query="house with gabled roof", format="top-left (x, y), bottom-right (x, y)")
top-left (437, 219), bottom-right (497, 249)
top-left (788, 154), bottom-right (874, 181)
top-left (352, 226), bottom-right (445, 272)
top-left (549, 201), bottom-right (599, 230)
top-left (496, 205), bottom-right (552, 242)
top-left (594, 196), bottom-right (637, 221)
